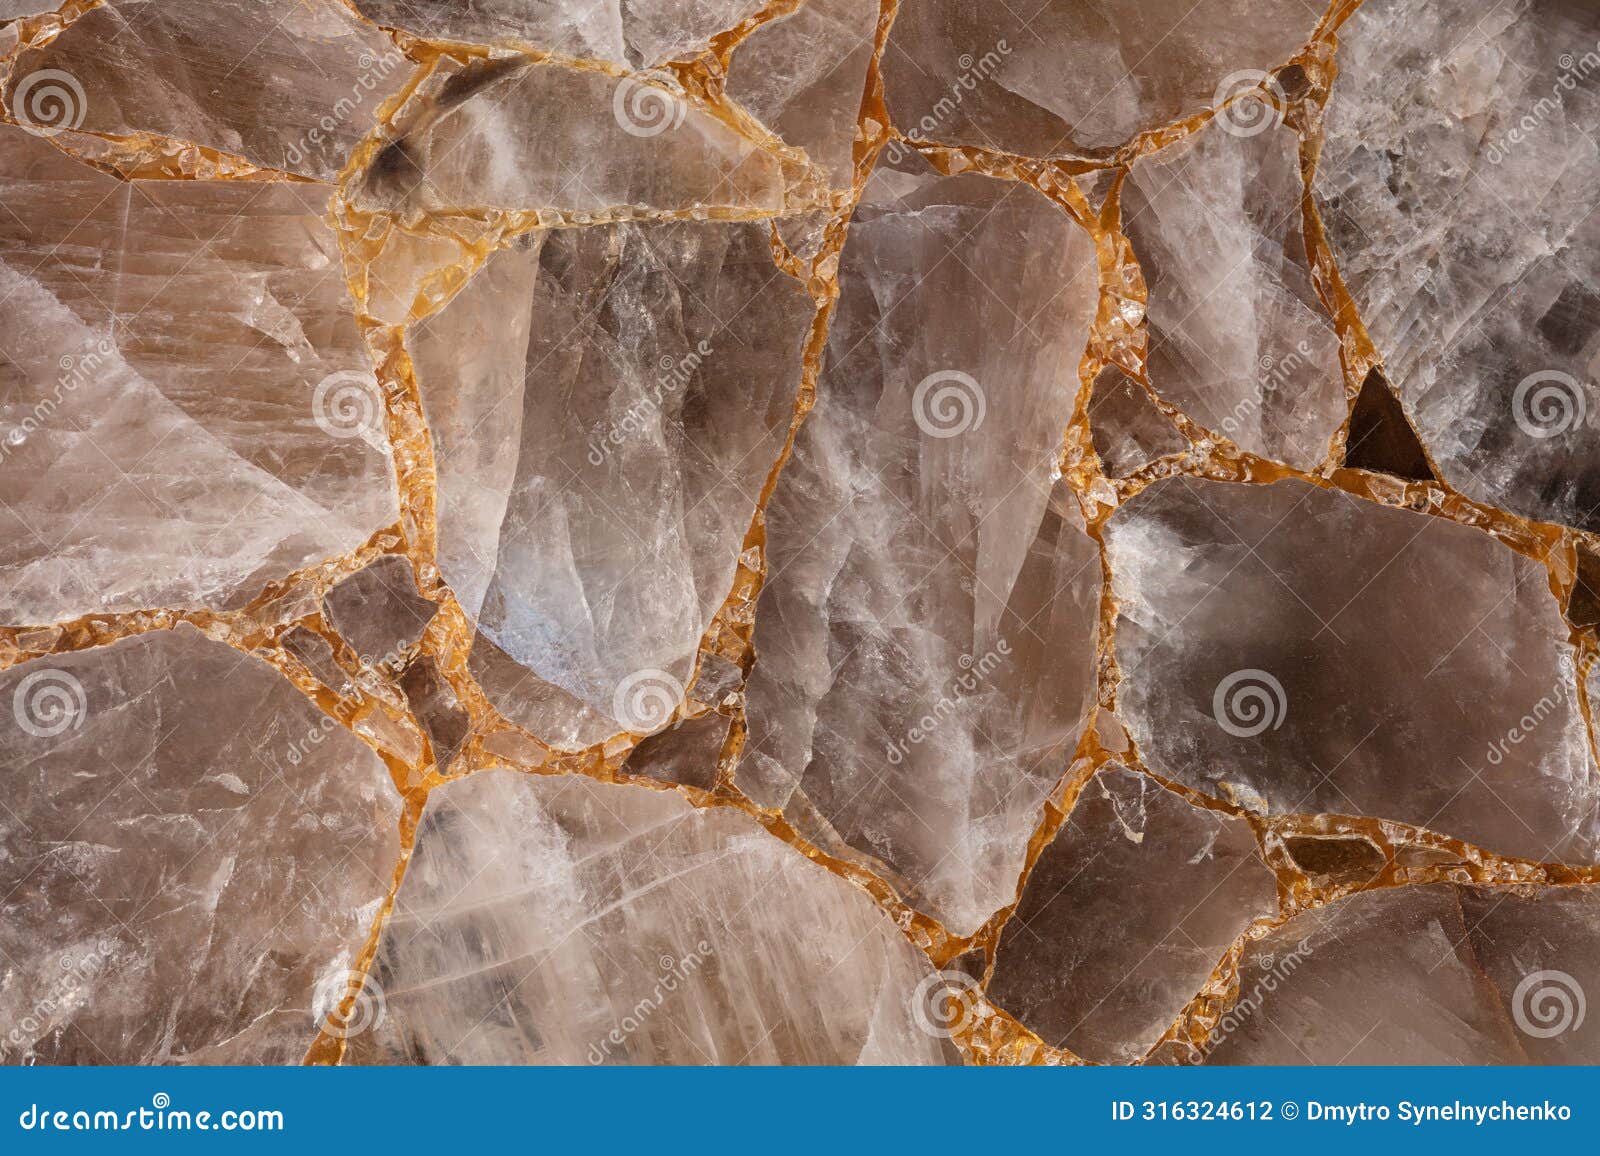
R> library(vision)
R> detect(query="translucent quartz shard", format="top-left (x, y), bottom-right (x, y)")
top-left (1123, 119), bottom-right (1345, 469)
top-left (737, 155), bottom-right (1101, 936)
top-left (0, 626), bottom-right (401, 1064)
top-left (989, 765), bottom-right (1276, 1063)
top-left (356, 59), bottom-right (783, 218)
top-left (1088, 367), bottom-right (1187, 478)
top-left (1205, 883), bottom-right (1600, 1064)
top-left (0, 126), bottom-right (396, 624)
top-left (343, 770), bottom-right (957, 1064)
top-left (322, 556), bottom-right (437, 667)
top-left (621, 713), bottom-right (729, 791)
top-left (397, 657), bottom-right (470, 772)
top-left (1315, 0), bottom-right (1600, 530)
top-left (408, 221), bottom-right (813, 747)
top-left (351, 0), bottom-right (765, 69)
top-left (1106, 477), bottom-right (1599, 862)
top-left (1457, 885), bottom-right (1600, 1064)
top-left (725, 0), bottom-right (880, 188)
top-left (881, 0), bottom-right (1318, 156)
top-left (1204, 885), bottom-right (1526, 1064)
top-left (6, 0), bottom-right (409, 181)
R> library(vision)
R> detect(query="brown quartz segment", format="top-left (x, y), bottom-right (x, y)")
top-left (1122, 117), bottom-right (1345, 470)
top-left (725, 0), bottom-right (880, 188)
top-left (0, 625), bottom-right (401, 1065)
top-left (736, 152), bottom-right (1101, 937)
top-left (1204, 883), bottom-right (1600, 1064)
top-left (0, 123), bottom-right (396, 625)
top-left (990, 766), bottom-right (1277, 1064)
top-left (1204, 885), bottom-right (1527, 1065)
top-left (355, 57), bottom-right (785, 218)
top-left (343, 770), bottom-right (959, 1065)
top-left (1315, 0), bottom-right (1600, 532)
top-left (7, 0), bottom-right (408, 180)
top-left (881, 0), bottom-right (1320, 156)
top-left (1108, 476), bottom-right (1599, 864)
top-left (1088, 367), bottom-right (1187, 478)
top-left (322, 555), bottom-right (438, 668)
top-left (409, 218), bottom-right (813, 748)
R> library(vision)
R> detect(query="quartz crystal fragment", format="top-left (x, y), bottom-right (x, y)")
top-left (357, 59), bottom-right (784, 218)
top-left (0, 126), bottom-right (396, 625)
top-left (1207, 883), bottom-right (1600, 1064)
top-left (1088, 367), bottom-right (1187, 478)
top-left (737, 154), bottom-right (1101, 936)
top-left (344, 770), bottom-right (956, 1064)
top-left (408, 221), bottom-right (813, 747)
top-left (726, 0), bottom-right (880, 188)
top-left (1106, 477), bottom-right (1599, 862)
top-left (1122, 118), bottom-right (1345, 469)
top-left (1204, 885), bottom-right (1525, 1064)
top-left (0, 626), bottom-right (402, 1064)
top-left (352, 0), bottom-right (766, 68)
top-left (7, 0), bottom-right (410, 181)
top-left (989, 766), bottom-right (1276, 1063)
top-left (881, 0), bottom-right (1319, 156)
top-left (1315, 0), bottom-right (1600, 530)
top-left (322, 556), bottom-right (437, 668)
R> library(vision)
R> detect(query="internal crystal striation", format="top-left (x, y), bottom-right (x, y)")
top-left (4, 0), bottom-right (1600, 1071)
